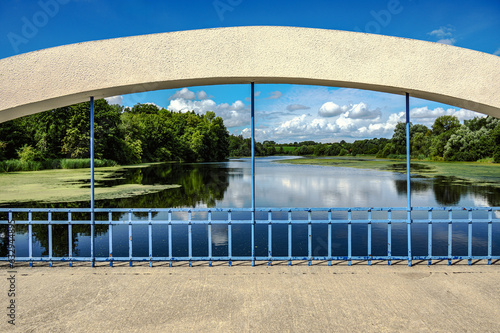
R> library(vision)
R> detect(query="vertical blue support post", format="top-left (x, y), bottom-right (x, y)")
top-left (468, 209), bottom-right (472, 266)
top-left (188, 210), bottom-right (192, 267)
top-left (108, 211), bottom-right (113, 267)
top-left (28, 210), bottom-right (33, 267)
top-left (148, 210), bottom-right (153, 268)
top-left (428, 209), bottom-right (432, 266)
top-left (48, 211), bottom-right (52, 267)
top-left (288, 210), bottom-right (292, 266)
top-left (368, 209), bottom-right (372, 266)
top-left (228, 210), bottom-right (232, 267)
top-left (68, 211), bottom-right (72, 267)
top-left (405, 93), bottom-right (412, 267)
top-left (448, 209), bottom-right (453, 265)
top-left (128, 210), bottom-right (133, 267)
top-left (168, 210), bottom-right (172, 267)
top-left (251, 82), bottom-right (256, 267)
top-left (328, 210), bottom-right (332, 266)
top-left (8, 211), bottom-right (13, 269)
top-left (348, 209), bottom-right (352, 266)
top-left (488, 209), bottom-right (492, 265)
top-left (90, 96), bottom-right (95, 268)
top-left (387, 209), bottom-right (392, 265)
top-left (208, 210), bottom-right (212, 267)
top-left (268, 210), bottom-right (272, 266)
top-left (307, 210), bottom-right (312, 266)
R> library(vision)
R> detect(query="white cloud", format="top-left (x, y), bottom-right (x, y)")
top-left (318, 102), bottom-right (380, 119)
top-left (410, 106), bottom-right (484, 127)
top-left (286, 104), bottom-right (310, 111)
top-left (318, 102), bottom-right (347, 117)
top-left (429, 26), bottom-right (456, 45)
top-left (167, 97), bottom-right (249, 128)
top-left (105, 95), bottom-right (123, 105)
top-left (345, 102), bottom-right (381, 119)
top-left (436, 38), bottom-right (456, 45)
top-left (170, 87), bottom-right (196, 100)
top-left (197, 90), bottom-right (208, 100)
top-left (429, 26), bottom-right (454, 38)
top-left (245, 91), bottom-right (261, 101)
top-left (494, 48), bottom-right (500, 56)
top-left (267, 91), bottom-right (282, 99)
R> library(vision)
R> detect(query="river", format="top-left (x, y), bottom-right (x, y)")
top-left (3, 156), bottom-right (500, 260)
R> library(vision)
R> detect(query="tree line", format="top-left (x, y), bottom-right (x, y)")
top-left (1, 100), bottom-right (499, 170)
top-left (229, 115), bottom-right (500, 162)
top-left (0, 100), bottom-right (229, 169)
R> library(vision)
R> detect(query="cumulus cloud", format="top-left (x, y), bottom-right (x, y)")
top-left (168, 97), bottom-right (249, 128)
top-left (170, 87), bottom-right (196, 100)
top-left (105, 95), bottom-right (123, 105)
top-left (197, 90), bottom-right (208, 100)
top-left (436, 38), bottom-right (456, 45)
top-left (267, 91), bottom-right (282, 99)
top-left (429, 26), bottom-right (454, 38)
top-left (345, 102), bottom-right (382, 119)
top-left (286, 104), bottom-right (310, 111)
top-left (318, 102), bottom-right (380, 119)
top-left (245, 91), bottom-right (261, 101)
top-left (318, 102), bottom-right (347, 117)
top-left (410, 106), bottom-right (484, 126)
top-left (429, 26), bottom-right (456, 45)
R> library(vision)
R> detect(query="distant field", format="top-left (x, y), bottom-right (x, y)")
top-left (277, 156), bottom-right (500, 186)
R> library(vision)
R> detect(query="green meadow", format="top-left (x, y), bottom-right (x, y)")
top-left (277, 156), bottom-right (500, 186)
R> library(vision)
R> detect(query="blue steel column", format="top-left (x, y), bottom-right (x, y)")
top-left (90, 96), bottom-right (95, 267)
top-left (251, 82), bottom-right (256, 267)
top-left (405, 93), bottom-right (412, 267)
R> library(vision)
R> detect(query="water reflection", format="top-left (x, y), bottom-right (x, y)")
top-left (2, 157), bottom-right (499, 258)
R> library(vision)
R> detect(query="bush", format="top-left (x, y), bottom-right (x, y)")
top-left (17, 145), bottom-right (41, 162)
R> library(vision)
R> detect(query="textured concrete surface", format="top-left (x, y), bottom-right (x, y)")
top-left (1, 261), bottom-right (500, 332)
top-left (1, 26), bottom-right (499, 122)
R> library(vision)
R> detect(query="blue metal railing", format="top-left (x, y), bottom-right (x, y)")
top-left (1, 206), bottom-right (499, 267)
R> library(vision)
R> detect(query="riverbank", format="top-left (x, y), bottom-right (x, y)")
top-left (0, 163), bottom-right (179, 205)
top-left (2, 262), bottom-right (499, 332)
top-left (277, 156), bottom-right (500, 187)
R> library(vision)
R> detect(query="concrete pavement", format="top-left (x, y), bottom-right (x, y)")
top-left (2, 260), bottom-right (500, 332)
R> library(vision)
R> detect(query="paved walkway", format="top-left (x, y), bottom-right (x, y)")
top-left (2, 261), bottom-right (500, 332)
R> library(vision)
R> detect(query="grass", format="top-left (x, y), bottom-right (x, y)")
top-left (0, 158), bottom-right (117, 173)
top-left (277, 156), bottom-right (500, 186)
top-left (0, 163), bottom-right (179, 205)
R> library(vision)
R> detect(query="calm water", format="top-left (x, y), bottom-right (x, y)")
top-left (3, 156), bottom-right (500, 259)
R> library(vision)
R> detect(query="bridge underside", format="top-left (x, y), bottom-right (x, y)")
top-left (1, 26), bottom-right (499, 122)
top-left (1, 27), bottom-right (500, 268)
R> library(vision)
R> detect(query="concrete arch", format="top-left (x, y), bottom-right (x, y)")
top-left (0, 26), bottom-right (499, 123)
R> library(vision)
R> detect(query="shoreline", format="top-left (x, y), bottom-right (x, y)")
top-left (276, 156), bottom-right (500, 187)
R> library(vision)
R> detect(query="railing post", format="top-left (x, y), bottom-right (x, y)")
top-left (188, 210), bottom-right (192, 267)
top-left (268, 210), bottom-right (272, 266)
top-left (428, 209), bottom-right (432, 266)
top-left (288, 210), bottom-right (292, 266)
top-left (48, 210), bottom-right (52, 267)
top-left (251, 82), bottom-right (256, 267)
top-left (405, 92), bottom-right (412, 267)
top-left (90, 96), bottom-right (95, 268)
top-left (228, 210), bottom-right (232, 267)
top-left (28, 210), bottom-right (33, 267)
top-left (68, 211), bottom-right (72, 267)
top-left (108, 210), bottom-right (113, 267)
top-left (208, 210), bottom-right (212, 267)
top-left (148, 210), bottom-right (153, 268)
top-left (307, 210), bottom-right (312, 266)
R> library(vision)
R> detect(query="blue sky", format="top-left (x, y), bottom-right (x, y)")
top-left (1, 0), bottom-right (499, 142)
